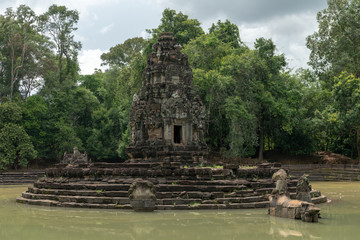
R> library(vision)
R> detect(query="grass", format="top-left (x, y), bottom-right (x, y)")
top-left (96, 189), bottom-right (104, 195)
top-left (239, 165), bottom-right (257, 169)
top-left (189, 202), bottom-right (201, 207)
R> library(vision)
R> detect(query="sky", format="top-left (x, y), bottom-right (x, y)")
top-left (0, 0), bottom-right (328, 74)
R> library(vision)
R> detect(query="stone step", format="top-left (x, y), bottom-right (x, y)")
top-left (162, 179), bottom-right (249, 186)
top-left (22, 191), bottom-right (131, 204)
top-left (156, 201), bottom-right (270, 210)
top-left (28, 187), bottom-right (129, 197)
top-left (157, 184), bottom-right (250, 192)
top-left (215, 195), bottom-right (268, 204)
top-left (16, 197), bottom-right (60, 207)
top-left (0, 180), bottom-right (35, 184)
top-left (157, 198), bottom-right (203, 205)
top-left (224, 190), bottom-right (255, 198)
top-left (254, 188), bottom-right (273, 195)
top-left (58, 195), bottom-right (130, 204)
top-left (34, 182), bottom-right (131, 191)
top-left (22, 192), bottom-right (59, 201)
top-left (156, 191), bottom-right (223, 199)
top-left (16, 197), bottom-right (132, 209)
top-left (312, 195), bottom-right (328, 204)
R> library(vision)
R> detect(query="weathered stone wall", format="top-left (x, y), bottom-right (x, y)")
top-left (127, 32), bottom-right (207, 163)
top-left (0, 171), bottom-right (44, 184)
top-left (284, 164), bottom-right (360, 181)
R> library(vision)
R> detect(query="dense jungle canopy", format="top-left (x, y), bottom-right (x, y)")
top-left (0, 0), bottom-right (359, 170)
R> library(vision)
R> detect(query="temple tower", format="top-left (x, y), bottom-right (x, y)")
top-left (127, 32), bottom-right (208, 163)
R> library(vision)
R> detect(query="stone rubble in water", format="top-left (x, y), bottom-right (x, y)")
top-left (296, 174), bottom-right (312, 202)
top-left (269, 169), bottom-right (320, 223)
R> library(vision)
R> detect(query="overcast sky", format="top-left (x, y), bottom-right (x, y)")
top-left (0, 0), bottom-right (328, 74)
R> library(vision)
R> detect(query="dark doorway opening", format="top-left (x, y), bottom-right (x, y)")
top-left (174, 125), bottom-right (182, 144)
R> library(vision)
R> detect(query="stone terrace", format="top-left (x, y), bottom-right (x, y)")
top-left (16, 162), bottom-right (325, 210)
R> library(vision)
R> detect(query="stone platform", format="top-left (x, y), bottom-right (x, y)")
top-left (16, 162), bottom-right (327, 210)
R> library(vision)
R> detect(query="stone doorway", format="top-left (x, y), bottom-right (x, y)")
top-left (173, 125), bottom-right (182, 144)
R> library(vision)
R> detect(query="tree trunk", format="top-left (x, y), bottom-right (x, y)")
top-left (258, 125), bottom-right (264, 161)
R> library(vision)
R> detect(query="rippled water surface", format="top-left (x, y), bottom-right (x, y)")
top-left (1, 182), bottom-right (360, 240)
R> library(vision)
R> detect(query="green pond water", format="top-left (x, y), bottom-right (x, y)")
top-left (1, 182), bottom-right (360, 240)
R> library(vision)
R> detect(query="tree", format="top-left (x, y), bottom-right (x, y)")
top-left (332, 73), bottom-right (360, 160)
top-left (40, 4), bottom-right (81, 84)
top-left (307, 0), bottom-right (360, 86)
top-left (147, 8), bottom-right (204, 47)
top-left (0, 101), bottom-right (36, 169)
top-left (183, 33), bottom-right (235, 71)
top-left (0, 123), bottom-right (37, 170)
top-left (0, 101), bottom-right (22, 127)
top-left (21, 95), bottom-right (52, 162)
top-left (209, 19), bottom-right (243, 49)
top-left (0, 5), bottom-right (43, 100)
top-left (100, 37), bottom-right (146, 68)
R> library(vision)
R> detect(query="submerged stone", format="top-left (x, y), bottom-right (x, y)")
top-left (269, 169), bottom-right (321, 222)
top-left (129, 180), bottom-right (156, 211)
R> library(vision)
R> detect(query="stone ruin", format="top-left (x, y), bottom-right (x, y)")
top-left (268, 169), bottom-right (324, 223)
top-left (61, 147), bottom-right (89, 165)
top-left (16, 33), bottom-right (328, 212)
top-left (127, 32), bottom-right (207, 164)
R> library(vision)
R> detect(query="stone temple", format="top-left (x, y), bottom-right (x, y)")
top-left (16, 33), bottom-right (327, 211)
top-left (127, 32), bottom-right (207, 164)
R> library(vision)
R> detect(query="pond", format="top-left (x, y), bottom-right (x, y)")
top-left (1, 182), bottom-right (359, 240)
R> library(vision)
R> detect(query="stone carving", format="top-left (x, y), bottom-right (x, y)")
top-left (126, 32), bottom-right (207, 163)
top-left (296, 174), bottom-right (312, 202)
top-left (61, 147), bottom-right (89, 165)
top-left (128, 180), bottom-right (156, 211)
top-left (271, 169), bottom-right (288, 195)
top-left (269, 169), bottom-right (320, 222)
top-left (269, 195), bottom-right (320, 223)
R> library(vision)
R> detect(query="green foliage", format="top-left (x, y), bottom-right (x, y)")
top-left (147, 8), bottom-right (204, 46)
top-left (40, 4), bottom-right (81, 84)
top-left (1, 4), bottom-right (359, 166)
top-left (332, 73), bottom-right (360, 158)
top-left (21, 95), bottom-right (52, 161)
top-left (209, 19), bottom-right (243, 49)
top-left (87, 105), bottom-right (129, 161)
top-left (307, 0), bottom-right (360, 84)
top-left (0, 5), bottom-right (51, 100)
top-left (0, 101), bottom-right (22, 127)
top-left (100, 37), bottom-right (146, 68)
top-left (0, 123), bottom-right (37, 170)
top-left (183, 33), bottom-right (235, 71)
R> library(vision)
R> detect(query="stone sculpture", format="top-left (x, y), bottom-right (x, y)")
top-left (271, 168), bottom-right (288, 195)
top-left (296, 174), bottom-right (312, 202)
top-left (268, 169), bottom-right (320, 222)
top-left (128, 180), bottom-right (156, 211)
top-left (61, 147), bottom-right (89, 165)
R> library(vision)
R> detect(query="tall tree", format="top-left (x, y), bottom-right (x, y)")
top-left (100, 37), bottom-right (146, 68)
top-left (40, 4), bottom-right (81, 84)
top-left (332, 73), bottom-right (360, 160)
top-left (0, 5), bottom-right (40, 100)
top-left (209, 19), bottom-right (243, 49)
top-left (0, 101), bottom-right (36, 169)
top-left (307, 0), bottom-right (360, 86)
top-left (147, 8), bottom-right (204, 47)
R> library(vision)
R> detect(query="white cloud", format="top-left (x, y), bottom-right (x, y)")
top-left (78, 49), bottom-right (107, 75)
top-left (236, 11), bottom-right (319, 70)
top-left (100, 23), bottom-right (114, 34)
